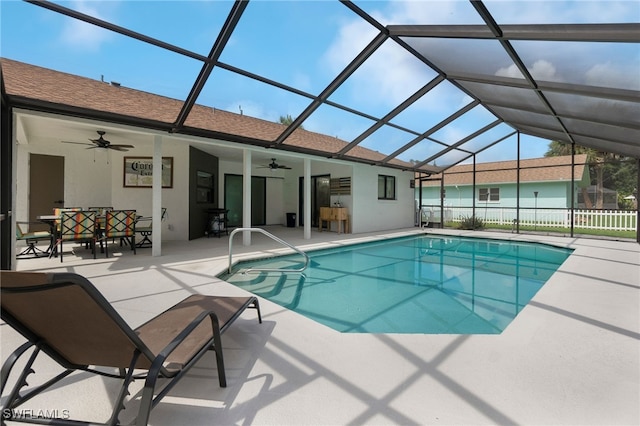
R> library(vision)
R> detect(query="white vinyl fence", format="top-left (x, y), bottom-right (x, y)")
top-left (418, 206), bottom-right (637, 232)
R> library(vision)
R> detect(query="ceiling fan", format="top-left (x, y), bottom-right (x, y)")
top-left (258, 158), bottom-right (291, 170)
top-left (62, 131), bottom-right (134, 151)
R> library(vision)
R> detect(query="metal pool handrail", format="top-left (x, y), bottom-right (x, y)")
top-left (228, 228), bottom-right (309, 274)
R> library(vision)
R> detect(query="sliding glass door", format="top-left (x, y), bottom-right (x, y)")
top-left (224, 174), bottom-right (266, 227)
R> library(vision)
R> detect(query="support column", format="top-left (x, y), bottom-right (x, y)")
top-left (472, 155), bottom-right (477, 220)
top-left (152, 135), bottom-right (162, 257)
top-left (571, 143), bottom-right (576, 238)
top-left (1, 106), bottom-right (16, 269)
top-left (636, 158), bottom-right (639, 244)
top-left (515, 131), bottom-right (520, 233)
top-left (304, 158), bottom-right (311, 239)
top-left (243, 150), bottom-right (252, 246)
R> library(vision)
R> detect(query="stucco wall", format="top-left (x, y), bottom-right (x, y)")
top-left (417, 182), bottom-right (575, 209)
top-left (16, 133), bottom-right (416, 242)
top-left (110, 143), bottom-right (189, 241)
top-left (16, 135), bottom-right (190, 241)
top-left (351, 164), bottom-right (415, 233)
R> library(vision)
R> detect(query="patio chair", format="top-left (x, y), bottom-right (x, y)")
top-left (52, 207), bottom-right (83, 234)
top-left (420, 208), bottom-right (431, 228)
top-left (136, 207), bottom-right (167, 248)
top-left (88, 206), bottom-right (113, 236)
top-left (51, 210), bottom-right (97, 262)
top-left (88, 206), bottom-right (114, 216)
top-left (0, 271), bottom-right (262, 425)
top-left (98, 209), bottom-right (137, 257)
top-left (16, 222), bottom-right (52, 258)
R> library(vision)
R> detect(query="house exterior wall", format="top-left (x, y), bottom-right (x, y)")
top-left (16, 134), bottom-right (190, 241)
top-left (16, 125), bottom-right (416, 241)
top-left (16, 137), bottom-right (112, 221)
top-left (417, 181), bottom-right (576, 209)
top-left (109, 142), bottom-right (188, 241)
top-left (352, 164), bottom-right (415, 233)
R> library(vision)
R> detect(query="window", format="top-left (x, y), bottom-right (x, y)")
top-left (196, 171), bottom-right (214, 203)
top-left (478, 187), bottom-right (499, 202)
top-left (378, 175), bottom-right (396, 200)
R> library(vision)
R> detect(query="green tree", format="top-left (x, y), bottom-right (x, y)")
top-left (545, 141), bottom-right (637, 209)
top-left (278, 114), bottom-right (304, 129)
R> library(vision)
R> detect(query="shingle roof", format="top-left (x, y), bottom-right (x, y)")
top-left (1, 58), bottom-right (409, 167)
top-left (1, 58), bottom-right (183, 124)
top-left (420, 154), bottom-right (588, 186)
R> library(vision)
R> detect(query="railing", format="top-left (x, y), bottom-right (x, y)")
top-left (418, 205), bottom-right (637, 232)
top-left (228, 227), bottom-right (309, 274)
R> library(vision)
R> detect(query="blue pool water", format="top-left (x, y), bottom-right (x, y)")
top-left (219, 235), bottom-right (573, 334)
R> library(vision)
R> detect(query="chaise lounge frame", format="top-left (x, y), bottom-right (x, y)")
top-left (0, 271), bottom-right (262, 425)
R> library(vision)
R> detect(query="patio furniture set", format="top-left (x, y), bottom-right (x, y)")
top-left (17, 207), bottom-right (162, 262)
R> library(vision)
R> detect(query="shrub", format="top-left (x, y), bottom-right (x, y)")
top-left (458, 215), bottom-right (484, 230)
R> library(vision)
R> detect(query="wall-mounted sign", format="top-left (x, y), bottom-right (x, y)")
top-left (123, 157), bottom-right (173, 188)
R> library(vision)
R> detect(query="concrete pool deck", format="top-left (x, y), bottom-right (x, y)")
top-left (2, 227), bottom-right (639, 425)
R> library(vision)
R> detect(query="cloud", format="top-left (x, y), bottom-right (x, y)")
top-left (59, 1), bottom-right (114, 51)
top-left (496, 60), bottom-right (563, 82)
top-left (323, 17), bottom-right (378, 74)
top-left (377, 1), bottom-right (478, 26)
top-left (586, 62), bottom-right (640, 90)
top-left (322, 3), bottom-right (469, 111)
top-left (484, 0), bottom-right (639, 24)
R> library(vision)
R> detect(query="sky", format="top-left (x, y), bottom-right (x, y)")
top-left (1, 0), bottom-right (638, 166)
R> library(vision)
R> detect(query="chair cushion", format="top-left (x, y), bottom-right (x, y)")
top-left (105, 210), bottom-right (136, 238)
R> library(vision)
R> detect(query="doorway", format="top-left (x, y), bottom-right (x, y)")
top-left (224, 174), bottom-right (266, 227)
top-left (29, 154), bottom-right (64, 231)
top-left (298, 175), bottom-right (330, 227)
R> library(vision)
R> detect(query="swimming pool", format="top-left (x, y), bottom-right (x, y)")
top-left (219, 235), bottom-right (573, 334)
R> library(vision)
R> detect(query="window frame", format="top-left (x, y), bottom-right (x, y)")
top-left (478, 187), bottom-right (500, 202)
top-left (378, 174), bottom-right (396, 200)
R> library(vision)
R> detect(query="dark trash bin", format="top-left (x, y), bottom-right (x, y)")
top-left (286, 213), bottom-right (296, 227)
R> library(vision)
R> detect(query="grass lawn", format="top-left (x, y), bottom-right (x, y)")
top-left (445, 222), bottom-right (636, 240)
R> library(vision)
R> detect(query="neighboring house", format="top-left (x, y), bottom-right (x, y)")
top-left (416, 155), bottom-right (590, 210)
top-left (578, 185), bottom-right (619, 209)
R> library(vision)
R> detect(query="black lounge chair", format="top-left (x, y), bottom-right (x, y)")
top-left (0, 271), bottom-right (262, 425)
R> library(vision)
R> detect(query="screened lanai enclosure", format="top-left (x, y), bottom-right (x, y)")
top-left (1, 0), bottom-right (639, 268)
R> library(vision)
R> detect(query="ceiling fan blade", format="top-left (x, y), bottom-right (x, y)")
top-left (278, 165), bottom-right (292, 170)
top-left (110, 144), bottom-right (134, 148)
top-left (107, 146), bottom-right (131, 151)
top-left (62, 140), bottom-right (93, 146)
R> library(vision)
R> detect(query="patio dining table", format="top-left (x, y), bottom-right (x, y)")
top-left (35, 215), bottom-right (59, 255)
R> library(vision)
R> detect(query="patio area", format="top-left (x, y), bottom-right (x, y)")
top-left (3, 227), bottom-right (639, 425)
